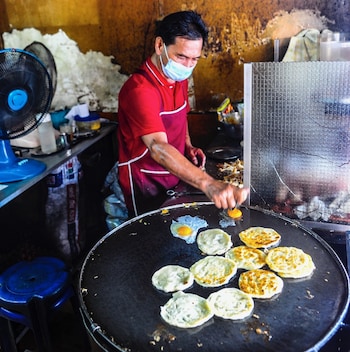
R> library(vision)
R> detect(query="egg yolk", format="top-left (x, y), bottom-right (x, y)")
top-left (177, 225), bottom-right (193, 237)
top-left (227, 208), bottom-right (242, 219)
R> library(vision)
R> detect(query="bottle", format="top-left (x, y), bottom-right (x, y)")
top-left (37, 113), bottom-right (57, 154)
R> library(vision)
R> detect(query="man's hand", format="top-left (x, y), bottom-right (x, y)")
top-left (185, 145), bottom-right (206, 169)
top-left (204, 180), bottom-right (249, 210)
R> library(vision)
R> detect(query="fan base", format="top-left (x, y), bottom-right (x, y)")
top-left (0, 158), bottom-right (46, 183)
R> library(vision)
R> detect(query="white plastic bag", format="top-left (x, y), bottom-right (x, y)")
top-left (45, 156), bottom-right (84, 263)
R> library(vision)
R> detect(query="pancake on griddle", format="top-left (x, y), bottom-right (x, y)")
top-left (160, 291), bottom-right (213, 328)
top-left (197, 228), bottom-right (232, 255)
top-left (238, 269), bottom-right (284, 299)
top-left (225, 245), bottom-right (266, 270)
top-left (207, 287), bottom-right (254, 320)
top-left (238, 227), bottom-right (281, 249)
top-left (190, 256), bottom-right (237, 288)
top-left (152, 265), bottom-right (194, 293)
top-left (266, 246), bottom-right (316, 279)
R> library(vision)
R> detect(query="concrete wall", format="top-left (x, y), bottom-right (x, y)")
top-left (1, 0), bottom-right (349, 110)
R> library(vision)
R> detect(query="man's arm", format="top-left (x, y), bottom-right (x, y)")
top-left (142, 132), bottom-right (248, 209)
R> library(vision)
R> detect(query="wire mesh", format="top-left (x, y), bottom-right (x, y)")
top-left (244, 61), bottom-right (350, 225)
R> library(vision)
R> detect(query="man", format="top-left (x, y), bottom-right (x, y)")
top-left (117, 10), bottom-right (248, 217)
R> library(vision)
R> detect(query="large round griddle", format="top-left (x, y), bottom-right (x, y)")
top-left (78, 203), bottom-right (350, 352)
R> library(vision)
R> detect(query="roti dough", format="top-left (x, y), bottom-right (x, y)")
top-left (152, 265), bottom-right (194, 293)
top-left (190, 256), bottom-right (237, 287)
top-left (266, 246), bottom-right (316, 278)
top-left (238, 269), bottom-right (284, 299)
top-left (197, 228), bottom-right (232, 255)
top-left (239, 227), bottom-right (281, 249)
top-left (207, 287), bottom-right (254, 320)
top-left (225, 245), bottom-right (266, 270)
top-left (160, 291), bottom-right (213, 328)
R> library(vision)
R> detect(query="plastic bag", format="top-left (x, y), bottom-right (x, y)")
top-left (103, 162), bottom-right (129, 230)
top-left (45, 156), bottom-right (84, 263)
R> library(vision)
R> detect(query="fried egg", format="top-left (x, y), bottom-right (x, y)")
top-left (170, 215), bottom-right (208, 244)
top-left (219, 218), bottom-right (237, 228)
top-left (227, 208), bottom-right (243, 219)
top-left (219, 209), bottom-right (242, 228)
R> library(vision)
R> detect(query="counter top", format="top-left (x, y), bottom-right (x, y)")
top-left (0, 123), bottom-right (117, 208)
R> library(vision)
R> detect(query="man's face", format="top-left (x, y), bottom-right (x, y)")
top-left (162, 37), bottom-right (203, 68)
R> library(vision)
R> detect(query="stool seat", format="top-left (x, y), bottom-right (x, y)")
top-left (0, 257), bottom-right (90, 352)
top-left (0, 257), bottom-right (68, 304)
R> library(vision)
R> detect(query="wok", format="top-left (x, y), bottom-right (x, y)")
top-left (78, 203), bottom-right (349, 352)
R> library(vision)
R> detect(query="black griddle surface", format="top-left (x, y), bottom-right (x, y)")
top-left (79, 203), bottom-right (349, 352)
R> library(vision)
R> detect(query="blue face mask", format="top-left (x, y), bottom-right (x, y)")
top-left (159, 44), bottom-right (195, 81)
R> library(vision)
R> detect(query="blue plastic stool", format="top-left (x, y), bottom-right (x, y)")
top-left (0, 257), bottom-right (90, 352)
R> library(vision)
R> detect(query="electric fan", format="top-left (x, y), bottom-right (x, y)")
top-left (0, 48), bottom-right (53, 182)
top-left (24, 41), bottom-right (57, 96)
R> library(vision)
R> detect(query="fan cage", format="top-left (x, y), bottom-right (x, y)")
top-left (0, 48), bottom-right (53, 140)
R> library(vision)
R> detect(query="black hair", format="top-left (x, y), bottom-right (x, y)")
top-left (155, 11), bottom-right (208, 47)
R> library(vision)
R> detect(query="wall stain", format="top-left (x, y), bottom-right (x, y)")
top-left (0, 0), bottom-right (348, 111)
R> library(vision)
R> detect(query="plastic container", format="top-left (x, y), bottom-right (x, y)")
top-left (37, 113), bottom-right (57, 154)
top-left (74, 113), bottom-right (100, 132)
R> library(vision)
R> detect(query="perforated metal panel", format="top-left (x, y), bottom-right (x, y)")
top-left (244, 62), bottom-right (350, 227)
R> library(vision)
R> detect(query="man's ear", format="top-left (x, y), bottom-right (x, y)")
top-left (154, 36), bottom-right (164, 56)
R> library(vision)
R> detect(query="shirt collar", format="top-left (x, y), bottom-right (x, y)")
top-left (145, 57), bottom-right (176, 88)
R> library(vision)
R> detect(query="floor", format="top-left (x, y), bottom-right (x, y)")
top-left (0, 251), bottom-right (103, 352)
top-left (0, 234), bottom-right (106, 352)
top-left (16, 303), bottom-right (97, 352)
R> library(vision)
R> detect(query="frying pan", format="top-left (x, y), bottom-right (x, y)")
top-left (78, 203), bottom-right (349, 352)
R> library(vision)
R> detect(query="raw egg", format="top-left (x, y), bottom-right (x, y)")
top-left (170, 215), bottom-right (208, 244)
top-left (227, 208), bottom-right (242, 219)
top-left (219, 208), bottom-right (242, 228)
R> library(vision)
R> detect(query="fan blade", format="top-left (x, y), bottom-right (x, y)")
top-left (24, 41), bottom-right (57, 95)
top-left (0, 49), bottom-right (53, 139)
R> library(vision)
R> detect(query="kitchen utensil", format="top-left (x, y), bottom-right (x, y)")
top-left (219, 121), bottom-right (243, 140)
top-left (166, 189), bottom-right (204, 198)
top-left (205, 146), bottom-right (241, 160)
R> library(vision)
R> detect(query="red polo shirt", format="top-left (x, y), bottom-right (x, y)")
top-left (117, 57), bottom-right (190, 161)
